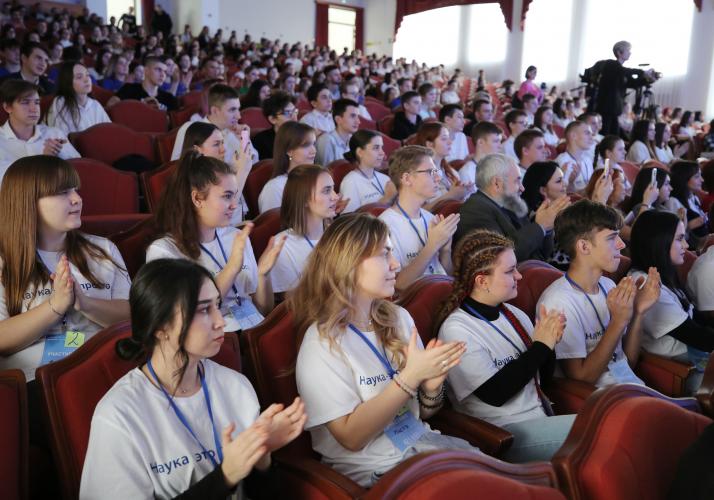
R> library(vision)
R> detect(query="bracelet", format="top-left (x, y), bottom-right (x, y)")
top-left (47, 296), bottom-right (63, 317)
top-left (418, 383), bottom-right (445, 402)
top-left (393, 374), bottom-right (417, 398)
top-left (419, 398), bottom-right (444, 410)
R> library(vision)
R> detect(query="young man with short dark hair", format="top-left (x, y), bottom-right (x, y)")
top-left (458, 121), bottom-right (503, 185)
top-left (514, 129), bottom-right (547, 176)
top-left (440, 103), bottom-right (468, 161)
top-left (464, 98), bottom-right (494, 136)
top-left (537, 199), bottom-right (661, 387)
top-left (0, 39), bottom-right (20, 78)
top-left (300, 83), bottom-right (334, 136)
top-left (390, 90), bottom-right (422, 141)
top-left (252, 91), bottom-right (297, 160)
top-left (555, 120), bottom-right (595, 193)
top-left (116, 56), bottom-right (178, 110)
top-left (1, 41), bottom-right (54, 94)
top-left (315, 98), bottom-right (360, 166)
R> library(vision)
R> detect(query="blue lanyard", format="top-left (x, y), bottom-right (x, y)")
top-left (147, 360), bottom-right (223, 468)
top-left (348, 323), bottom-right (396, 378)
top-left (357, 167), bottom-right (385, 195)
top-left (462, 303), bottom-right (525, 355)
top-left (303, 235), bottom-right (315, 249)
top-left (564, 274), bottom-right (608, 331)
top-left (199, 231), bottom-right (242, 306)
top-left (395, 201), bottom-right (428, 248)
top-left (36, 251), bottom-right (68, 331)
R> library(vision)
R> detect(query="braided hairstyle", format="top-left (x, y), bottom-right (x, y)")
top-left (434, 229), bottom-right (514, 335)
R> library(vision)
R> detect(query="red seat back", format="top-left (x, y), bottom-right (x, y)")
top-left (364, 101), bottom-right (392, 122)
top-left (244, 159), bottom-right (274, 218)
top-left (327, 159), bottom-right (355, 193)
top-left (36, 323), bottom-right (242, 500)
top-left (0, 370), bottom-right (28, 500)
top-left (379, 132), bottom-right (401, 160)
top-left (156, 128), bottom-right (181, 165)
top-left (82, 213), bottom-right (152, 238)
top-left (107, 99), bottom-right (169, 133)
top-left (109, 217), bottom-right (158, 278)
top-left (620, 161), bottom-right (640, 185)
top-left (68, 158), bottom-right (139, 215)
top-left (141, 161), bottom-right (177, 212)
top-left (378, 114), bottom-right (395, 136)
top-left (397, 275), bottom-right (454, 344)
top-left (553, 384), bottom-right (710, 500)
top-left (508, 262), bottom-right (563, 322)
top-left (240, 107), bottom-right (271, 129)
top-left (603, 255), bottom-right (631, 284)
top-left (90, 85), bottom-right (113, 107)
top-left (250, 208), bottom-right (281, 260)
top-left (70, 123), bottom-right (158, 166)
top-left (430, 199), bottom-right (462, 218)
top-left (450, 159), bottom-right (466, 171)
top-left (356, 202), bottom-right (389, 217)
top-left (169, 107), bottom-right (198, 129)
top-left (357, 117), bottom-right (377, 131)
top-left (466, 136), bottom-right (475, 155)
top-left (179, 90), bottom-right (202, 110)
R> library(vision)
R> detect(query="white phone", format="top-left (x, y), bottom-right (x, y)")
top-left (651, 168), bottom-right (658, 186)
top-left (603, 158), bottom-right (610, 177)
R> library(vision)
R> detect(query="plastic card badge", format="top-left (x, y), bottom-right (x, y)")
top-left (40, 331), bottom-right (86, 365)
top-left (384, 406), bottom-right (426, 452)
top-left (228, 301), bottom-right (264, 330)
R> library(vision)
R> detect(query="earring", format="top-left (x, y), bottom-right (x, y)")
top-left (287, 154), bottom-right (293, 161)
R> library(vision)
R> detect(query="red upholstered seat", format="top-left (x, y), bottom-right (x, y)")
top-left (357, 117), bottom-right (377, 131)
top-left (364, 101), bottom-right (392, 122)
top-left (109, 217), bottom-right (158, 279)
top-left (602, 255), bottom-right (631, 283)
top-left (620, 161), bottom-right (640, 186)
top-left (450, 159), bottom-right (466, 171)
top-left (379, 131), bottom-right (401, 160)
top-left (179, 90), bottom-right (203, 110)
top-left (141, 161), bottom-right (177, 212)
top-left (553, 384), bottom-right (710, 500)
top-left (403, 133), bottom-right (418, 145)
top-left (0, 369), bottom-right (28, 500)
top-left (156, 127), bottom-right (180, 165)
top-left (240, 106), bottom-right (271, 129)
top-left (553, 124), bottom-right (565, 139)
top-left (90, 84), bottom-right (113, 107)
top-left (430, 199), bottom-right (462, 218)
top-left (467, 137), bottom-right (475, 155)
top-left (364, 451), bottom-right (563, 500)
top-left (327, 159), bottom-right (355, 192)
top-left (250, 208), bottom-right (281, 260)
top-left (356, 202), bottom-right (390, 217)
top-left (107, 99), bottom-right (169, 133)
top-left (68, 158), bottom-right (139, 215)
top-left (70, 123), bottom-right (158, 166)
top-left (81, 213), bottom-right (152, 237)
top-left (507, 261), bottom-right (562, 322)
top-left (36, 322), bottom-right (242, 500)
top-left (378, 114), bottom-right (395, 136)
top-left (243, 159), bottom-right (274, 219)
top-left (169, 107), bottom-right (198, 129)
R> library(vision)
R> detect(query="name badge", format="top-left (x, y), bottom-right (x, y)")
top-left (608, 357), bottom-right (643, 385)
top-left (384, 406), bottom-right (426, 452)
top-left (40, 331), bottom-right (86, 366)
top-left (687, 346), bottom-right (709, 372)
top-left (228, 300), bottom-right (264, 330)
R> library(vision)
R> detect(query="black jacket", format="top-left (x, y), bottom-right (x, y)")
top-left (595, 59), bottom-right (647, 116)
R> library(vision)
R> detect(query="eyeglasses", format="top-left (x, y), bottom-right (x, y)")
top-left (281, 108), bottom-right (298, 117)
top-left (412, 168), bottom-right (440, 177)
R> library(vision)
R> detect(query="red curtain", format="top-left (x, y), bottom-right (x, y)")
top-left (141, 0), bottom-right (154, 28)
top-left (693, 0), bottom-right (702, 10)
top-left (521, 0), bottom-right (533, 29)
top-left (315, 2), bottom-right (329, 47)
top-left (355, 7), bottom-right (364, 52)
top-left (395, 0), bottom-right (514, 35)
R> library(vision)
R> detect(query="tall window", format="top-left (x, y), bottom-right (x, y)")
top-left (467, 3), bottom-right (508, 65)
top-left (580, 0), bottom-right (694, 77)
top-left (393, 6), bottom-right (461, 66)
top-left (107, 0), bottom-right (140, 28)
top-left (521, 0), bottom-right (574, 83)
top-left (328, 6), bottom-right (356, 53)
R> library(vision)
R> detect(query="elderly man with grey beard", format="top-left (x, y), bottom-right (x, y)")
top-left (453, 153), bottom-right (569, 261)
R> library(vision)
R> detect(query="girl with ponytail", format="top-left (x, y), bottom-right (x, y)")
top-left (437, 229), bottom-right (575, 463)
top-left (82, 259), bottom-right (305, 499)
top-left (147, 151), bottom-right (286, 331)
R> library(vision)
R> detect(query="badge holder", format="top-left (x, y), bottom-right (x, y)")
top-left (384, 406), bottom-right (427, 452)
top-left (40, 329), bottom-right (86, 366)
top-left (228, 298), bottom-right (264, 330)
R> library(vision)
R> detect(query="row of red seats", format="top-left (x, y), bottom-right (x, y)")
top-left (4, 267), bottom-right (712, 499)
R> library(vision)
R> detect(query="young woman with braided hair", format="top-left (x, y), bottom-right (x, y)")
top-left (436, 229), bottom-right (576, 463)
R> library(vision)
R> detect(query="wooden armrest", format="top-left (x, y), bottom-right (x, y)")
top-left (638, 352), bottom-right (694, 378)
top-left (544, 377), bottom-right (597, 415)
top-left (273, 450), bottom-right (365, 499)
top-left (427, 407), bottom-right (513, 457)
top-left (546, 377), bottom-right (597, 399)
top-left (636, 352), bottom-right (695, 397)
top-left (696, 354), bottom-right (714, 417)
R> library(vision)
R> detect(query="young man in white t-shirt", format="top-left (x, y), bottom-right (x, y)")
top-left (379, 145), bottom-right (459, 291)
top-left (315, 98), bottom-right (359, 166)
top-left (170, 83), bottom-right (258, 163)
top-left (0, 79), bottom-right (80, 179)
top-left (554, 120), bottom-right (595, 193)
top-left (537, 199), bottom-right (661, 387)
top-left (458, 121), bottom-right (502, 185)
top-left (513, 129), bottom-right (547, 177)
top-left (501, 109), bottom-right (527, 162)
top-left (299, 83), bottom-right (335, 136)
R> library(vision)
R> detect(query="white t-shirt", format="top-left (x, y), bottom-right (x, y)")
top-left (340, 168), bottom-right (390, 213)
top-left (46, 96), bottom-right (111, 135)
top-left (270, 229), bottom-right (317, 293)
top-left (688, 246), bottom-right (714, 312)
top-left (542, 129), bottom-right (559, 147)
top-left (458, 160), bottom-right (477, 186)
top-left (536, 276), bottom-right (644, 387)
top-left (80, 360), bottom-right (260, 500)
top-left (146, 227), bottom-right (260, 332)
top-left (502, 136), bottom-right (517, 162)
top-left (0, 121), bottom-right (81, 180)
top-left (300, 110), bottom-right (335, 134)
top-left (439, 304), bottom-right (546, 427)
top-left (0, 235), bottom-right (130, 380)
top-left (628, 270), bottom-right (688, 358)
top-left (296, 307), bottom-right (432, 487)
top-left (379, 207), bottom-right (446, 277)
top-left (258, 174), bottom-right (288, 214)
top-left (626, 141), bottom-right (652, 164)
top-left (655, 146), bottom-right (674, 164)
top-left (446, 131), bottom-right (469, 162)
top-left (555, 151), bottom-right (593, 193)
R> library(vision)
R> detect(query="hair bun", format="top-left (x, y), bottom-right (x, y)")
top-left (115, 336), bottom-right (145, 361)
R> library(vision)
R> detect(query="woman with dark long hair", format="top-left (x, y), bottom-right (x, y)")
top-left (626, 119), bottom-right (656, 164)
top-left (664, 161), bottom-right (709, 246)
top-left (46, 61), bottom-right (111, 134)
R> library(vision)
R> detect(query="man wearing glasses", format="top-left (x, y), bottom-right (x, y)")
top-left (253, 91), bottom-right (297, 160)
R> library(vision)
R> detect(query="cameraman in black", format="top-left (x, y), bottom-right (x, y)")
top-left (594, 41), bottom-right (660, 135)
